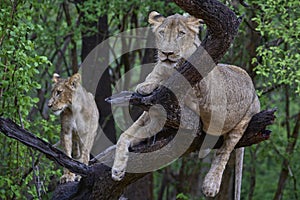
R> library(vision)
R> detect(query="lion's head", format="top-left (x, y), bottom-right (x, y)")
top-left (48, 73), bottom-right (81, 115)
top-left (149, 11), bottom-right (202, 65)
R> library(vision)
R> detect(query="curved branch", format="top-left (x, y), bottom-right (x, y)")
top-left (0, 118), bottom-right (89, 176)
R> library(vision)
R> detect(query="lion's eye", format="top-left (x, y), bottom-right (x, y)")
top-left (178, 31), bottom-right (186, 37)
top-left (159, 30), bottom-right (164, 36)
top-left (56, 90), bottom-right (62, 96)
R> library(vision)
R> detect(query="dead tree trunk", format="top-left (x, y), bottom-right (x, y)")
top-left (0, 0), bottom-right (276, 199)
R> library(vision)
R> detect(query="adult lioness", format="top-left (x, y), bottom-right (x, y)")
top-left (112, 11), bottom-right (260, 198)
top-left (48, 73), bottom-right (99, 183)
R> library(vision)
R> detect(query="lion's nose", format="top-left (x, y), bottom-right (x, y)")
top-left (161, 51), bottom-right (174, 56)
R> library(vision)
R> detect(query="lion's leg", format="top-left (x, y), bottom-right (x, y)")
top-left (60, 129), bottom-right (76, 183)
top-left (112, 112), bottom-right (149, 181)
top-left (74, 131), bottom-right (94, 182)
top-left (75, 142), bottom-right (89, 182)
top-left (79, 142), bottom-right (90, 165)
top-left (72, 133), bottom-right (81, 159)
top-left (202, 118), bottom-right (249, 197)
top-left (112, 107), bottom-right (166, 181)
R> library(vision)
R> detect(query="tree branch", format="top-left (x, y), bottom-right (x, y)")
top-left (0, 118), bottom-right (89, 176)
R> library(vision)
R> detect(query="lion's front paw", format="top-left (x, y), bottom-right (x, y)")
top-left (111, 165), bottom-right (126, 181)
top-left (202, 174), bottom-right (221, 197)
top-left (136, 82), bottom-right (159, 95)
top-left (60, 172), bottom-right (76, 184)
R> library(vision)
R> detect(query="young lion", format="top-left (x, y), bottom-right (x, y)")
top-left (112, 11), bottom-right (260, 197)
top-left (48, 73), bottom-right (99, 183)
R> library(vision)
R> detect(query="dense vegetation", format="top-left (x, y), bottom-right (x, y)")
top-left (0, 0), bottom-right (299, 199)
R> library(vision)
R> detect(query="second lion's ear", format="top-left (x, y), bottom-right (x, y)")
top-left (52, 73), bottom-right (60, 83)
top-left (148, 11), bottom-right (165, 31)
top-left (67, 73), bottom-right (81, 90)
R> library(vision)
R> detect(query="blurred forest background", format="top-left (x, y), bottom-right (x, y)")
top-left (0, 0), bottom-right (299, 199)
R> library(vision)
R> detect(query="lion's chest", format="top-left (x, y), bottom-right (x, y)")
top-left (61, 110), bottom-right (86, 135)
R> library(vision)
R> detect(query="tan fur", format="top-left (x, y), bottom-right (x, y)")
top-left (48, 73), bottom-right (99, 183)
top-left (112, 11), bottom-right (260, 198)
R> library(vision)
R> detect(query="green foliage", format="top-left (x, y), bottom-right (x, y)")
top-left (252, 0), bottom-right (300, 94)
top-left (0, 3), bottom-right (48, 119)
top-left (234, 1), bottom-right (300, 199)
top-left (77, 0), bottom-right (182, 34)
top-left (0, 1), bottom-right (60, 199)
top-left (176, 192), bottom-right (190, 200)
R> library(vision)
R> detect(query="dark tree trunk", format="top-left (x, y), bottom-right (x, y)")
top-left (245, 7), bottom-right (261, 79)
top-left (63, 1), bottom-right (79, 74)
top-left (123, 174), bottom-right (153, 200)
top-left (80, 9), bottom-right (116, 144)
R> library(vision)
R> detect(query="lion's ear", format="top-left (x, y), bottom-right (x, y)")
top-left (67, 73), bottom-right (81, 90)
top-left (187, 16), bottom-right (203, 34)
top-left (148, 11), bottom-right (165, 31)
top-left (52, 73), bottom-right (60, 83)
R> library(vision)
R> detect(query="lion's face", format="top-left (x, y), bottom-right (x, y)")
top-left (149, 11), bottom-right (201, 65)
top-left (48, 73), bottom-right (81, 115)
